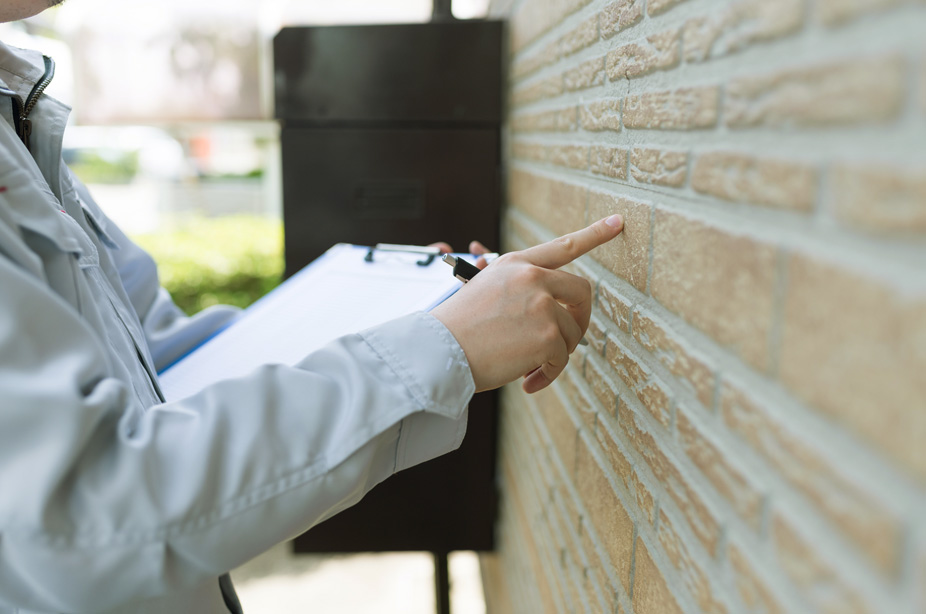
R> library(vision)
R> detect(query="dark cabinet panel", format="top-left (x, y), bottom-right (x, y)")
top-left (274, 22), bottom-right (503, 557)
top-left (281, 127), bottom-right (500, 275)
top-left (274, 22), bottom-right (503, 125)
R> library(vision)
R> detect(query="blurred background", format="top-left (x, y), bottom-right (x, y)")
top-left (1, 1), bottom-right (490, 612)
top-left (2, 0), bottom-right (489, 312)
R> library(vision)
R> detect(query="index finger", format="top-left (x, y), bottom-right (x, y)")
top-left (522, 215), bottom-right (624, 270)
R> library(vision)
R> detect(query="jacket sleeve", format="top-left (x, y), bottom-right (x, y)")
top-left (71, 178), bottom-right (241, 372)
top-left (0, 249), bottom-right (474, 612)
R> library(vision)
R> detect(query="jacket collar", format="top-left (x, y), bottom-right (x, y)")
top-left (0, 39), bottom-right (47, 102)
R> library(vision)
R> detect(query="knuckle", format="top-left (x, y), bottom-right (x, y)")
top-left (525, 295), bottom-right (545, 319)
top-left (496, 252), bottom-right (516, 265)
top-left (523, 265), bottom-right (545, 285)
top-left (513, 264), bottom-right (544, 288)
top-left (539, 322), bottom-right (561, 346)
top-left (553, 235), bottom-right (578, 259)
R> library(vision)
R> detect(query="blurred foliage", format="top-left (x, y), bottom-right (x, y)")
top-left (132, 215), bottom-right (284, 315)
top-left (65, 149), bottom-right (139, 184)
top-left (201, 169), bottom-right (264, 180)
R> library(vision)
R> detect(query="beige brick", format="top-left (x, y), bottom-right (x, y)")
top-left (633, 538), bottom-right (684, 614)
top-left (648, 0), bottom-right (688, 16)
top-left (549, 144), bottom-right (589, 170)
top-left (509, 169), bottom-right (587, 236)
top-left (658, 510), bottom-right (730, 614)
top-left (509, 0), bottom-right (594, 52)
top-left (597, 281), bottom-right (633, 333)
top-left (779, 252), bottom-right (926, 480)
top-left (584, 357), bottom-right (618, 415)
top-left (629, 469), bottom-right (657, 527)
top-left (552, 480), bottom-right (580, 536)
top-left (619, 403), bottom-right (721, 554)
top-left (505, 211), bottom-right (544, 250)
top-left (511, 41), bottom-right (560, 80)
top-left (559, 15), bottom-right (599, 58)
top-left (651, 210), bottom-right (779, 372)
top-left (725, 56), bottom-right (905, 128)
top-left (830, 163), bottom-right (926, 233)
top-left (594, 422), bottom-right (657, 524)
top-left (600, 0), bottom-right (644, 39)
top-left (727, 544), bottom-right (784, 614)
top-left (478, 553), bottom-right (516, 614)
top-left (510, 106), bottom-right (578, 132)
top-left (691, 151), bottom-right (817, 211)
top-left (631, 307), bottom-right (717, 408)
top-left (683, 0), bottom-right (804, 63)
top-left (721, 381), bottom-right (903, 576)
top-left (636, 375), bottom-right (673, 430)
top-left (590, 146), bottom-right (629, 179)
top-left (503, 462), bottom-right (560, 614)
top-left (581, 98), bottom-right (622, 132)
top-left (511, 141), bottom-right (548, 163)
top-left (605, 336), bottom-right (649, 390)
top-left (607, 28), bottom-right (681, 80)
top-left (604, 339), bottom-right (671, 430)
top-left (677, 407), bottom-right (764, 530)
top-left (817, 0), bottom-right (902, 25)
top-left (535, 386), bottom-right (578, 474)
top-left (630, 147), bottom-right (688, 187)
top-left (772, 515), bottom-right (870, 614)
top-left (510, 74), bottom-right (564, 107)
top-left (624, 86), bottom-right (720, 130)
top-left (588, 191), bottom-right (651, 292)
top-left (521, 548), bottom-right (562, 614)
top-left (564, 55), bottom-right (606, 91)
top-left (558, 369), bottom-right (597, 433)
top-left (577, 512), bottom-right (619, 612)
top-left (586, 314), bottom-right (607, 356)
top-left (575, 436), bottom-right (635, 593)
top-left (549, 503), bottom-right (585, 612)
top-left (508, 3), bottom-right (545, 52)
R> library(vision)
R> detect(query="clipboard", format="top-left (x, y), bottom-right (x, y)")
top-left (157, 243), bottom-right (470, 402)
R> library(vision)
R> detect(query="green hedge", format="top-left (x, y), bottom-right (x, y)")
top-left (132, 216), bottom-right (284, 315)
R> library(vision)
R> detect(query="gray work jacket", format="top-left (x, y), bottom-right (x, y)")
top-left (0, 41), bottom-right (474, 614)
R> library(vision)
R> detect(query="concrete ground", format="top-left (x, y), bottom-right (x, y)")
top-left (230, 543), bottom-right (486, 613)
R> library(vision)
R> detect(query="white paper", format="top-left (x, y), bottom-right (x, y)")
top-left (158, 244), bottom-right (464, 401)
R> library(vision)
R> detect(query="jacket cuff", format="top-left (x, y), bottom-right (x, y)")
top-left (359, 311), bottom-right (475, 471)
top-left (359, 311), bottom-right (475, 417)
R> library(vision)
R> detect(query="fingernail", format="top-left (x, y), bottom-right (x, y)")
top-left (605, 214), bottom-right (623, 228)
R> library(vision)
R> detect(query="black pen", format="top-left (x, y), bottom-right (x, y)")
top-left (441, 253), bottom-right (483, 283)
top-left (441, 253), bottom-right (588, 346)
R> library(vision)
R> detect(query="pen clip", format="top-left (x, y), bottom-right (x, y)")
top-left (364, 243), bottom-right (441, 266)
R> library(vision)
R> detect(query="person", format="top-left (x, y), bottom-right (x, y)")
top-left (0, 1), bottom-right (624, 612)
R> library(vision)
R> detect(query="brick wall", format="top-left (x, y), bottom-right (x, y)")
top-left (480, 0), bottom-right (926, 612)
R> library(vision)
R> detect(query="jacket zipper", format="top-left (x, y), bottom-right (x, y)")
top-left (11, 55), bottom-right (55, 151)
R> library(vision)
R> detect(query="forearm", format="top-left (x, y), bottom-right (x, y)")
top-left (0, 295), bottom-right (473, 611)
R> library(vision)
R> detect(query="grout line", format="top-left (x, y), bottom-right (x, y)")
top-left (645, 201), bottom-right (656, 296)
top-left (759, 491), bottom-right (773, 541)
top-left (716, 523), bottom-right (729, 563)
top-left (710, 370), bottom-right (722, 416)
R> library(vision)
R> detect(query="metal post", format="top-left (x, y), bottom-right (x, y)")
top-left (432, 0), bottom-right (455, 21)
top-left (434, 550), bottom-right (451, 614)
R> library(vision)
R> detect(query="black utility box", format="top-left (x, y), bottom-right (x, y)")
top-left (274, 21), bottom-right (503, 273)
top-left (273, 20), bottom-right (503, 558)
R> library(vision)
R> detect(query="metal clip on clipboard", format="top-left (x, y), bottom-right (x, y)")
top-left (364, 243), bottom-right (442, 266)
